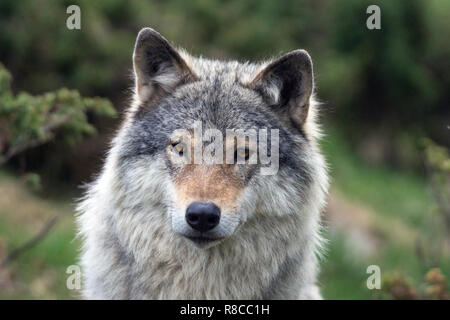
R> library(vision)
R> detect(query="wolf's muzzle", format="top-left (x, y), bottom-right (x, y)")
top-left (185, 201), bottom-right (221, 232)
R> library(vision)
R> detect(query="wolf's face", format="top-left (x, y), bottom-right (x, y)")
top-left (116, 28), bottom-right (317, 249)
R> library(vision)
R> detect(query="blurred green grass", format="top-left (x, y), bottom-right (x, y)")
top-left (320, 125), bottom-right (449, 299)
top-left (0, 171), bottom-right (79, 299)
top-left (322, 126), bottom-right (433, 230)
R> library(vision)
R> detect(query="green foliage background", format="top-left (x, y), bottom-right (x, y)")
top-left (0, 0), bottom-right (449, 299)
top-left (0, 63), bottom-right (115, 164)
top-left (1, 1), bottom-right (448, 144)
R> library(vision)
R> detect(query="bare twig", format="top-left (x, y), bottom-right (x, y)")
top-left (0, 216), bottom-right (58, 269)
top-left (425, 161), bottom-right (450, 235)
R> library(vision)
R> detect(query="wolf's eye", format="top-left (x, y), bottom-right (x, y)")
top-left (172, 143), bottom-right (184, 156)
top-left (235, 147), bottom-right (250, 162)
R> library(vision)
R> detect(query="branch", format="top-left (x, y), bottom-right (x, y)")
top-left (0, 216), bottom-right (58, 269)
top-left (424, 161), bottom-right (450, 236)
top-left (0, 113), bottom-right (72, 166)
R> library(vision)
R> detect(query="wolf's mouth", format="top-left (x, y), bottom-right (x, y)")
top-left (186, 236), bottom-right (224, 247)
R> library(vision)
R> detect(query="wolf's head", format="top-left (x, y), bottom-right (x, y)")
top-left (114, 28), bottom-right (325, 249)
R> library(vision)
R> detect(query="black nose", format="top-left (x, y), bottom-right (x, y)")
top-left (185, 201), bottom-right (221, 232)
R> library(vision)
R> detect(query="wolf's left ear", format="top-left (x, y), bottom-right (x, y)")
top-left (247, 50), bottom-right (313, 128)
top-left (133, 28), bottom-right (196, 104)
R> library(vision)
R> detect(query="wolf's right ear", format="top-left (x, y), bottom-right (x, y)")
top-left (133, 28), bottom-right (196, 104)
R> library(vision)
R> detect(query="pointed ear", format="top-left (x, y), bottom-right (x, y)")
top-left (133, 28), bottom-right (196, 104)
top-left (247, 50), bottom-right (314, 128)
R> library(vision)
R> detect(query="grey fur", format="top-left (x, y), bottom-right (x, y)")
top-left (77, 28), bottom-right (329, 299)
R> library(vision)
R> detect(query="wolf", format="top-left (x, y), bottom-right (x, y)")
top-left (77, 27), bottom-right (329, 299)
